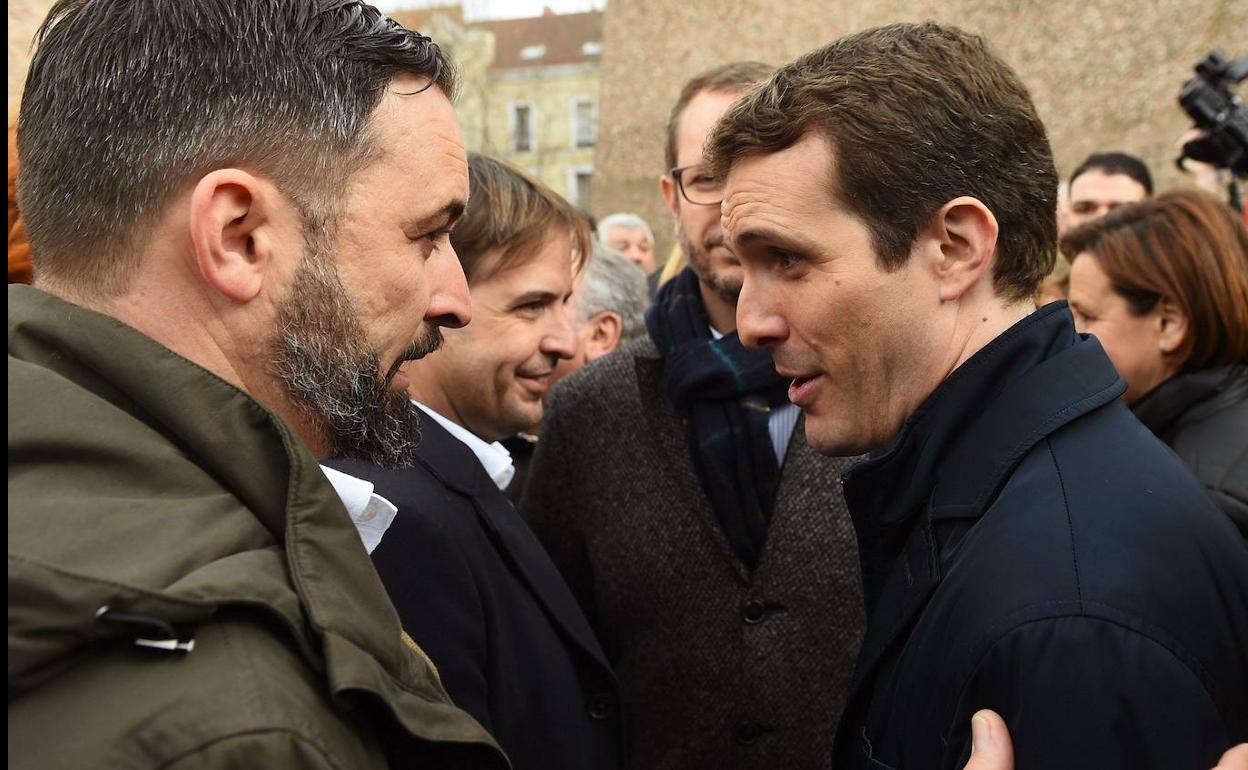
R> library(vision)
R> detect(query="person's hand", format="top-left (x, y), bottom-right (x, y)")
top-left (1215, 744), bottom-right (1248, 770)
top-left (959, 710), bottom-right (1247, 770)
top-left (961, 710), bottom-right (1013, 770)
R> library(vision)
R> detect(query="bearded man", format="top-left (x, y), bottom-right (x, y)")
top-left (521, 62), bottom-right (866, 769)
top-left (8, 1), bottom-right (506, 767)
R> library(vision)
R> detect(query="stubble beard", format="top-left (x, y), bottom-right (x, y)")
top-left (680, 226), bottom-right (742, 306)
top-left (269, 234), bottom-right (442, 469)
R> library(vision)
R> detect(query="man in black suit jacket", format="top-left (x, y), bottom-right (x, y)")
top-left (328, 154), bottom-right (619, 770)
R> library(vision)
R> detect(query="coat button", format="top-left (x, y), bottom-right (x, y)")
top-left (734, 723), bottom-right (762, 746)
top-left (741, 599), bottom-right (767, 624)
top-left (587, 692), bottom-right (615, 720)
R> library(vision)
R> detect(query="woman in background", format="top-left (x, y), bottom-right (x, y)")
top-left (1063, 188), bottom-right (1248, 535)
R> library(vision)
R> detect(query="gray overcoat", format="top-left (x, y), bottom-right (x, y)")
top-left (522, 335), bottom-right (865, 770)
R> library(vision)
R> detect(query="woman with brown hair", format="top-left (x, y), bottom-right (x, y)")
top-left (1063, 188), bottom-right (1248, 534)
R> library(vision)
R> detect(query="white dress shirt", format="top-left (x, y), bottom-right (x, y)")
top-left (710, 326), bottom-right (800, 466)
top-left (319, 464), bottom-right (398, 554)
top-left (414, 401), bottom-right (517, 491)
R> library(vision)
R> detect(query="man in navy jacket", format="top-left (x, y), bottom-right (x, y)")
top-left (706, 22), bottom-right (1248, 770)
top-left (329, 154), bottom-right (619, 770)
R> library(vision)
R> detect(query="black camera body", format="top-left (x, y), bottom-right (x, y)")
top-left (1178, 51), bottom-right (1248, 177)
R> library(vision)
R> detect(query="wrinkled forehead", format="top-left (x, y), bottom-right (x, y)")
top-left (722, 133), bottom-right (837, 234)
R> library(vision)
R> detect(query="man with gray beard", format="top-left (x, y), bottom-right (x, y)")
top-left (521, 62), bottom-right (865, 769)
top-left (8, 1), bottom-right (506, 767)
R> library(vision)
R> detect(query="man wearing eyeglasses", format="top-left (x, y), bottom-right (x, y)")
top-left (521, 63), bottom-right (865, 769)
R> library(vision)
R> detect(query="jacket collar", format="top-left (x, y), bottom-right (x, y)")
top-left (7, 286), bottom-right (504, 757)
top-left (840, 303), bottom-right (1124, 696)
top-left (843, 302), bottom-right (1123, 536)
top-left (1131, 364), bottom-right (1248, 440)
top-left (411, 415), bottom-right (615, 677)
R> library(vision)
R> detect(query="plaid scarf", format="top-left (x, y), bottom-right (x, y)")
top-left (645, 267), bottom-right (790, 568)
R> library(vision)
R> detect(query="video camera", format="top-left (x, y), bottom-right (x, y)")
top-left (1177, 51), bottom-right (1248, 177)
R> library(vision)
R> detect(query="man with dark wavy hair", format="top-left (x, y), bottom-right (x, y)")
top-left (9, 1), bottom-right (507, 767)
top-left (708, 21), bottom-right (1248, 769)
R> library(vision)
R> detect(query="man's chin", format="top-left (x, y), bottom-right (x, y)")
top-left (803, 416), bottom-right (873, 458)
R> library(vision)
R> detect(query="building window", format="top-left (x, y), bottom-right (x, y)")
top-left (511, 102), bottom-right (533, 153)
top-left (572, 99), bottom-right (596, 149)
top-left (570, 166), bottom-right (593, 210)
top-left (520, 44), bottom-right (547, 61)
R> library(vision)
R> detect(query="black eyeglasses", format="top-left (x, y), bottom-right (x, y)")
top-left (670, 164), bottom-right (723, 206)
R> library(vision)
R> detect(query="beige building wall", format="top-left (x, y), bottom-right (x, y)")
top-left (482, 66), bottom-right (600, 207)
top-left (8, 0), bottom-right (57, 126)
top-left (594, 0), bottom-right (1247, 259)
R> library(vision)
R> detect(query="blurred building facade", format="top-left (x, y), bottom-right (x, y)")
top-left (592, 0), bottom-right (1248, 260)
top-left (391, 6), bottom-right (604, 211)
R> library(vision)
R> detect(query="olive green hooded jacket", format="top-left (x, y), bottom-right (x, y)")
top-left (8, 285), bottom-right (508, 769)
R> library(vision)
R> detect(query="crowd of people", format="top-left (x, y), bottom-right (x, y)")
top-left (7, 1), bottom-right (1248, 769)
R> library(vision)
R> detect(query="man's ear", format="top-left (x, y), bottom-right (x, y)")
top-left (584, 312), bottom-right (624, 362)
top-left (188, 169), bottom-right (281, 303)
top-left (923, 196), bottom-right (1000, 303)
top-left (659, 173), bottom-right (680, 221)
top-left (1156, 298), bottom-right (1189, 357)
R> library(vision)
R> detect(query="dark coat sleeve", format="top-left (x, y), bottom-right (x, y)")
top-left (370, 489), bottom-right (494, 733)
top-left (519, 384), bottom-right (600, 631)
top-left (945, 615), bottom-right (1230, 770)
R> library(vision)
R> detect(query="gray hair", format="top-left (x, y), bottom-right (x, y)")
top-left (578, 242), bottom-right (649, 341)
top-left (597, 212), bottom-right (654, 245)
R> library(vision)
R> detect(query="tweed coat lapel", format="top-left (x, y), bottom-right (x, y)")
top-left (757, 416), bottom-right (860, 578)
top-left (633, 349), bottom-right (761, 584)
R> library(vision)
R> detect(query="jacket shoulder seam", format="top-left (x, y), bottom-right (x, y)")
top-left (1045, 438), bottom-right (1083, 610)
top-left (950, 611), bottom-right (1219, 741)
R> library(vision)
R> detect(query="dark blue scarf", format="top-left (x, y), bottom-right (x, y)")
top-left (645, 267), bottom-right (790, 568)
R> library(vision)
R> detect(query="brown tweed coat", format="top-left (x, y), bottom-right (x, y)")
top-left (522, 335), bottom-right (865, 770)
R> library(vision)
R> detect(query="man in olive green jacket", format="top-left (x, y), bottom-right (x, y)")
top-left (9, 1), bottom-right (505, 767)
top-left (9, 287), bottom-right (501, 768)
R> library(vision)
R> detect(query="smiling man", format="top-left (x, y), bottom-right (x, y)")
top-left (9, 1), bottom-right (506, 768)
top-left (327, 153), bottom-right (620, 770)
top-left (708, 22), bottom-right (1248, 770)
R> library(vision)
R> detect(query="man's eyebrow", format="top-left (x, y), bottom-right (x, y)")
top-left (733, 225), bottom-right (808, 252)
top-left (411, 201), bottom-right (466, 233)
top-left (511, 290), bottom-right (559, 307)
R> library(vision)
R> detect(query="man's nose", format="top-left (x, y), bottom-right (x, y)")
top-left (736, 280), bottom-right (787, 350)
top-left (540, 300), bottom-right (579, 361)
top-left (425, 246), bottom-right (472, 329)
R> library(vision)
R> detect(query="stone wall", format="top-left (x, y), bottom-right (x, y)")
top-left (593, 0), bottom-right (1247, 258)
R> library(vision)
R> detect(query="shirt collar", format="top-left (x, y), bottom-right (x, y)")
top-left (318, 464), bottom-right (398, 555)
top-left (414, 402), bottom-right (516, 491)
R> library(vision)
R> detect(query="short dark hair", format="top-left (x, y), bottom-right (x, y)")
top-left (664, 61), bottom-right (773, 172)
top-left (1069, 152), bottom-right (1153, 196)
top-left (1060, 189), bottom-right (1248, 372)
top-left (18, 0), bottom-right (455, 296)
top-left (706, 23), bottom-right (1057, 302)
top-left (451, 153), bottom-right (591, 283)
